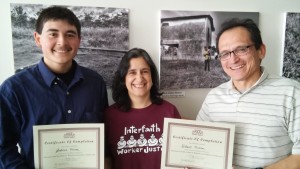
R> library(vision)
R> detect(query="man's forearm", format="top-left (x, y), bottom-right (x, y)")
top-left (265, 155), bottom-right (300, 169)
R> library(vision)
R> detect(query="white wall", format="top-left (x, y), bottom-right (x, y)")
top-left (1, 0), bottom-right (300, 119)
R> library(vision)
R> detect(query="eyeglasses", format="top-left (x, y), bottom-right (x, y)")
top-left (218, 44), bottom-right (254, 61)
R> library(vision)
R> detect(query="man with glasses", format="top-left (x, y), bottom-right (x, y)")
top-left (196, 18), bottom-right (300, 169)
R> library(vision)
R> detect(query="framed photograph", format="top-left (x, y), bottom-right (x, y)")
top-left (10, 3), bottom-right (129, 87)
top-left (160, 10), bottom-right (259, 89)
top-left (282, 12), bottom-right (300, 82)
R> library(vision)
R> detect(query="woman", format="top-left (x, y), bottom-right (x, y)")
top-left (104, 48), bottom-right (181, 169)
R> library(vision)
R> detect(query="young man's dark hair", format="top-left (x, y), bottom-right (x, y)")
top-left (35, 6), bottom-right (81, 37)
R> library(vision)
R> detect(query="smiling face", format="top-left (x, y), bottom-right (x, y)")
top-left (125, 57), bottom-right (153, 102)
top-left (34, 19), bottom-right (81, 73)
top-left (218, 26), bottom-right (266, 89)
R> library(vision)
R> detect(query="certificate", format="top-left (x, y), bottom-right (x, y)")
top-left (33, 123), bottom-right (104, 169)
top-left (161, 118), bottom-right (235, 169)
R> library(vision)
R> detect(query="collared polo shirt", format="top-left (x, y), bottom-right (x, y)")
top-left (197, 67), bottom-right (300, 169)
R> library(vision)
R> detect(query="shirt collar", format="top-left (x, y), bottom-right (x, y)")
top-left (38, 58), bottom-right (85, 87)
top-left (70, 62), bottom-right (85, 87)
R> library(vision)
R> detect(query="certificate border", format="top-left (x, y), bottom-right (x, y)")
top-left (38, 128), bottom-right (100, 169)
top-left (166, 123), bottom-right (230, 169)
top-left (34, 124), bottom-right (104, 169)
top-left (162, 119), bottom-right (234, 169)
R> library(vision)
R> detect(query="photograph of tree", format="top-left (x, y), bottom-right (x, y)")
top-left (10, 3), bottom-right (129, 87)
top-left (282, 12), bottom-right (300, 82)
top-left (160, 10), bottom-right (259, 89)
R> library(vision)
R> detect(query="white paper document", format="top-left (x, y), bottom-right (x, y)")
top-left (161, 118), bottom-right (235, 169)
top-left (33, 123), bottom-right (104, 169)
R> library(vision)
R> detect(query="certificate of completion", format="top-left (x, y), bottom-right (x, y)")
top-left (161, 118), bottom-right (235, 169)
top-left (33, 123), bottom-right (104, 169)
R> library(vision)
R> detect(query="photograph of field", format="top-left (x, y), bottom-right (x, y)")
top-left (282, 12), bottom-right (300, 82)
top-left (10, 3), bottom-right (129, 87)
top-left (160, 10), bottom-right (259, 89)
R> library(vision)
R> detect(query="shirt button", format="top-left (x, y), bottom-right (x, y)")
top-left (54, 82), bottom-right (58, 85)
top-left (67, 92), bottom-right (70, 95)
top-left (67, 110), bottom-right (72, 114)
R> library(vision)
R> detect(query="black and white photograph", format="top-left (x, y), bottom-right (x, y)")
top-left (10, 3), bottom-right (129, 87)
top-left (160, 10), bottom-right (259, 89)
top-left (282, 12), bottom-right (300, 82)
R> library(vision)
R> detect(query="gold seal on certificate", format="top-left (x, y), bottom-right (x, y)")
top-left (33, 123), bottom-right (104, 169)
top-left (161, 118), bottom-right (235, 169)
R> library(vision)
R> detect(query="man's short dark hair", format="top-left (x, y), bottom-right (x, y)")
top-left (35, 6), bottom-right (81, 37)
top-left (216, 18), bottom-right (262, 53)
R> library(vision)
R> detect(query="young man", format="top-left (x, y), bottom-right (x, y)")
top-left (0, 6), bottom-right (108, 168)
top-left (197, 18), bottom-right (300, 169)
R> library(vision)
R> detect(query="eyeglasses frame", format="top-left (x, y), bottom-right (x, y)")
top-left (218, 44), bottom-right (255, 61)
